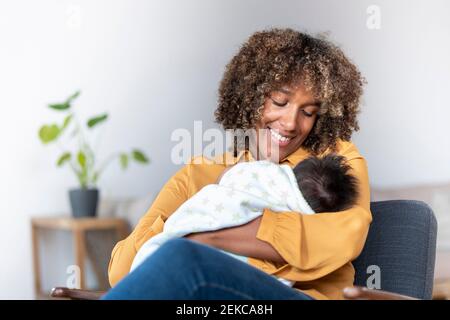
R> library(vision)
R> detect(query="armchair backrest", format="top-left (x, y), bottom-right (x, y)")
top-left (352, 200), bottom-right (437, 299)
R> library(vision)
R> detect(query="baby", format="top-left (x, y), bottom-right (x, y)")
top-left (130, 154), bottom-right (359, 286)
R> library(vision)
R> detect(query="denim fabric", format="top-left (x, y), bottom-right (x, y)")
top-left (102, 238), bottom-right (313, 300)
top-left (352, 200), bottom-right (437, 299)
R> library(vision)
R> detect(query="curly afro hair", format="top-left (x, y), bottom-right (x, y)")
top-left (215, 28), bottom-right (365, 154)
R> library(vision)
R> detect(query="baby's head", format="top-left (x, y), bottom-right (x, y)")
top-left (293, 154), bottom-right (359, 213)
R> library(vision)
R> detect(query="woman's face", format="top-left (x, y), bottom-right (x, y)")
top-left (253, 82), bottom-right (320, 162)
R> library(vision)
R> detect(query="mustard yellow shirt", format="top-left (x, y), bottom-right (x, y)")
top-left (108, 139), bottom-right (372, 300)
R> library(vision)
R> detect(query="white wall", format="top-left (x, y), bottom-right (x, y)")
top-left (0, 0), bottom-right (449, 299)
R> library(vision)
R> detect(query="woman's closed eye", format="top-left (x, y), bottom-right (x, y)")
top-left (271, 96), bottom-right (318, 117)
top-left (302, 110), bottom-right (313, 117)
top-left (271, 98), bottom-right (288, 107)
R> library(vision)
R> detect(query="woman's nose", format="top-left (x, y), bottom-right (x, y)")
top-left (279, 108), bottom-right (299, 132)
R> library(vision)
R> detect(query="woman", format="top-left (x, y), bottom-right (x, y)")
top-left (104, 28), bottom-right (371, 300)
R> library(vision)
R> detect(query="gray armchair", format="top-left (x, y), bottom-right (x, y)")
top-left (51, 200), bottom-right (438, 300)
top-left (347, 200), bottom-right (437, 299)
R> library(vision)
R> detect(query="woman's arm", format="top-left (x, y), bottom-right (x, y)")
top-left (186, 216), bottom-right (286, 263)
top-left (188, 142), bottom-right (372, 280)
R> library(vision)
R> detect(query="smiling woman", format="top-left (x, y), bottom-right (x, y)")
top-left (104, 28), bottom-right (371, 300)
top-left (215, 28), bottom-right (364, 157)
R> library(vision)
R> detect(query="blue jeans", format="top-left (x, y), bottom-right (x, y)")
top-left (102, 238), bottom-right (313, 300)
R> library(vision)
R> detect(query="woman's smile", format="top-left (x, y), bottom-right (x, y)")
top-left (268, 127), bottom-right (294, 147)
top-left (267, 127), bottom-right (295, 148)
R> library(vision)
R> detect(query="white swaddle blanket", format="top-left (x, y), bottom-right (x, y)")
top-left (130, 160), bottom-right (315, 286)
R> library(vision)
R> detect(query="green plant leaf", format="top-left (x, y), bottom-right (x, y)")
top-left (87, 113), bottom-right (108, 128)
top-left (48, 91), bottom-right (80, 111)
top-left (38, 124), bottom-right (60, 143)
top-left (132, 149), bottom-right (149, 164)
top-left (77, 151), bottom-right (87, 169)
top-left (120, 153), bottom-right (128, 170)
top-left (61, 114), bottom-right (73, 131)
top-left (66, 90), bottom-right (80, 103)
top-left (56, 152), bottom-right (71, 167)
top-left (48, 102), bottom-right (70, 111)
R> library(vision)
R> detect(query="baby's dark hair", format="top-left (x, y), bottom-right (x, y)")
top-left (293, 154), bottom-right (359, 213)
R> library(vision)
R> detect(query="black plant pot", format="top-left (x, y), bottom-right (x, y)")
top-left (69, 188), bottom-right (99, 218)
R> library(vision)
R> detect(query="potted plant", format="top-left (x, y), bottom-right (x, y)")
top-left (38, 90), bottom-right (150, 218)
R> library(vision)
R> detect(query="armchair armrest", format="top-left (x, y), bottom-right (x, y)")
top-left (50, 287), bottom-right (106, 300)
top-left (343, 286), bottom-right (418, 300)
top-left (51, 285), bottom-right (418, 300)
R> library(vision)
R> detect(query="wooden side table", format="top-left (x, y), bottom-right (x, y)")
top-left (31, 216), bottom-right (129, 299)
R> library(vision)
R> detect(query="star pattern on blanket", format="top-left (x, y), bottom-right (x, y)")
top-left (226, 189), bottom-right (236, 197)
top-left (261, 190), bottom-right (270, 199)
top-left (241, 200), bottom-right (251, 208)
top-left (215, 203), bottom-right (224, 213)
top-left (244, 182), bottom-right (253, 190)
top-left (280, 190), bottom-right (289, 200)
top-left (227, 181), bottom-right (236, 189)
top-left (268, 179), bottom-right (277, 187)
top-left (232, 212), bottom-right (242, 222)
top-left (260, 161), bottom-right (272, 167)
top-left (197, 212), bottom-right (208, 219)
